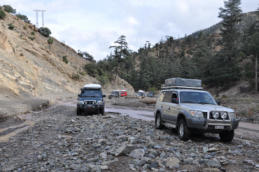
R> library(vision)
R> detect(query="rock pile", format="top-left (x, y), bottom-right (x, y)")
top-left (0, 106), bottom-right (258, 171)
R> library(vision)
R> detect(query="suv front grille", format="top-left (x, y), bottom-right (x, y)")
top-left (85, 101), bottom-right (96, 105)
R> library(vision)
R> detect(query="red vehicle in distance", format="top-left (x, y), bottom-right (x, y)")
top-left (120, 90), bottom-right (127, 97)
top-left (108, 90), bottom-right (128, 99)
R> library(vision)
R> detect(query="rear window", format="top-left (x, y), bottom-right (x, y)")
top-left (162, 91), bottom-right (172, 103)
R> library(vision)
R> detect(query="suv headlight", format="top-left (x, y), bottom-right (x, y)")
top-left (97, 100), bottom-right (103, 105)
top-left (189, 110), bottom-right (204, 118)
top-left (221, 112), bottom-right (228, 119)
top-left (229, 112), bottom-right (236, 119)
top-left (78, 100), bottom-right (84, 105)
top-left (212, 111), bottom-right (220, 119)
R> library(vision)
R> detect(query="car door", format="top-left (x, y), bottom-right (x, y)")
top-left (167, 92), bottom-right (179, 124)
top-left (161, 91), bottom-right (173, 122)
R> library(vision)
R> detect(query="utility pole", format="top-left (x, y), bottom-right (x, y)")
top-left (34, 10), bottom-right (39, 26)
top-left (41, 10), bottom-right (46, 26)
top-left (33, 9), bottom-right (46, 27)
top-left (256, 55), bottom-right (258, 92)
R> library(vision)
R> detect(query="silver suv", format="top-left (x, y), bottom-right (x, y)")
top-left (154, 78), bottom-right (239, 142)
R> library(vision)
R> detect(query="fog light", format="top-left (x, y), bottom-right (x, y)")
top-left (221, 112), bottom-right (228, 119)
top-left (212, 112), bottom-right (220, 119)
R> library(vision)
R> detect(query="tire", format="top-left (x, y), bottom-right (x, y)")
top-left (100, 108), bottom-right (104, 115)
top-left (177, 119), bottom-right (190, 141)
top-left (219, 130), bottom-right (234, 142)
top-left (76, 108), bottom-right (81, 116)
top-left (155, 113), bottom-right (164, 129)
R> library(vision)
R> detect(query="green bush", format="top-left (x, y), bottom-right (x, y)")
top-left (16, 14), bottom-right (30, 23)
top-left (62, 56), bottom-right (68, 64)
top-left (31, 32), bottom-right (35, 35)
top-left (0, 9), bottom-right (6, 19)
top-left (47, 38), bottom-right (54, 44)
top-left (3, 5), bottom-right (16, 14)
top-left (8, 23), bottom-right (14, 30)
top-left (28, 36), bottom-right (35, 41)
top-left (72, 73), bottom-right (80, 80)
top-left (38, 27), bottom-right (51, 37)
top-left (84, 63), bottom-right (97, 77)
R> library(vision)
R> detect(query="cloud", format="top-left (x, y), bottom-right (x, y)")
top-left (0, 0), bottom-right (257, 61)
top-left (127, 16), bottom-right (139, 26)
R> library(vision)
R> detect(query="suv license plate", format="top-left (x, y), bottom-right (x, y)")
top-left (215, 126), bottom-right (224, 129)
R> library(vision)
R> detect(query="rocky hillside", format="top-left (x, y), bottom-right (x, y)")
top-left (0, 10), bottom-right (134, 117)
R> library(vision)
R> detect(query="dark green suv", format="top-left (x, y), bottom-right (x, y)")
top-left (77, 84), bottom-right (105, 115)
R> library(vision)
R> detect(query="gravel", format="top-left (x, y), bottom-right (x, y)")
top-left (0, 105), bottom-right (258, 171)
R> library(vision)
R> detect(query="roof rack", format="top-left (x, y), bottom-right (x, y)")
top-left (161, 85), bottom-right (203, 90)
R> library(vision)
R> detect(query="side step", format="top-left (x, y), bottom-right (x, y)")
top-left (164, 122), bottom-right (176, 129)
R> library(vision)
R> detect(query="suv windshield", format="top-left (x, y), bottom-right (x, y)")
top-left (180, 91), bottom-right (216, 105)
top-left (80, 89), bottom-right (102, 98)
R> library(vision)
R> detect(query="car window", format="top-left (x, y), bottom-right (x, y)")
top-left (162, 91), bottom-right (172, 103)
top-left (81, 89), bottom-right (102, 98)
top-left (180, 91), bottom-right (216, 105)
top-left (158, 92), bottom-right (164, 101)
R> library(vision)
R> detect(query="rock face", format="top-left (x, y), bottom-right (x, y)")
top-left (0, 12), bottom-right (134, 117)
top-left (0, 105), bottom-right (258, 171)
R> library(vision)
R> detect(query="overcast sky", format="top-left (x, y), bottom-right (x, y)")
top-left (0, 0), bottom-right (258, 60)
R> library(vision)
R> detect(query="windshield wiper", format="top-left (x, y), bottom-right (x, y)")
top-left (182, 101), bottom-right (199, 104)
top-left (199, 102), bottom-right (216, 105)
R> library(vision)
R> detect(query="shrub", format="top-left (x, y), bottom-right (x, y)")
top-left (16, 14), bottom-right (30, 23)
top-left (62, 56), bottom-right (68, 64)
top-left (23, 26), bottom-right (27, 30)
top-left (3, 5), bottom-right (16, 14)
top-left (28, 36), bottom-right (35, 41)
top-left (47, 38), bottom-right (53, 44)
top-left (84, 63), bottom-right (97, 77)
top-left (8, 23), bottom-right (14, 30)
top-left (31, 31), bottom-right (35, 35)
top-left (0, 9), bottom-right (6, 19)
top-left (38, 27), bottom-right (51, 37)
top-left (72, 73), bottom-right (80, 80)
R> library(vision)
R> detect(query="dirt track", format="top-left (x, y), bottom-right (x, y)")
top-left (0, 102), bottom-right (259, 171)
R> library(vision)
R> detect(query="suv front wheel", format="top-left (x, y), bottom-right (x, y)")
top-left (178, 119), bottom-right (190, 141)
top-left (77, 108), bottom-right (82, 116)
top-left (219, 130), bottom-right (234, 142)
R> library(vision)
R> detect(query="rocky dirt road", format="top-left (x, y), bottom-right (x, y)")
top-left (0, 103), bottom-right (259, 171)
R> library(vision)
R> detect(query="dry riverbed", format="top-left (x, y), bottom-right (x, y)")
top-left (0, 104), bottom-right (259, 172)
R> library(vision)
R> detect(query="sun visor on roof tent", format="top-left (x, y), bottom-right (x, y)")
top-left (165, 78), bottom-right (202, 87)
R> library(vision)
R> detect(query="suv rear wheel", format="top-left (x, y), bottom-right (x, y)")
top-left (155, 113), bottom-right (164, 129)
top-left (178, 119), bottom-right (190, 141)
top-left (219, 130), bottom-right (234, 142)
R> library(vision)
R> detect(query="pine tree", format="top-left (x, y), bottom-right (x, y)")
top-left (219, 0), bottom-right (242, 59)
top-left (206, 0), bottom-right (243, 88)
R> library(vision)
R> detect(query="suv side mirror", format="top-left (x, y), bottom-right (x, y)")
top-left (217, 100), bottom-right (221, 105)
top-left (78, 94), bottom-right (81, 97)
top-left (172, 98), bottom-right (179, 104)
top-left (103, 95), bottom-right (106, 98)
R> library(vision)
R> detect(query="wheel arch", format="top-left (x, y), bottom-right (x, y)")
top-left (155, 110), bottom-right (161, 117)
top-left (177, 113), bottom-right (186, 127)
